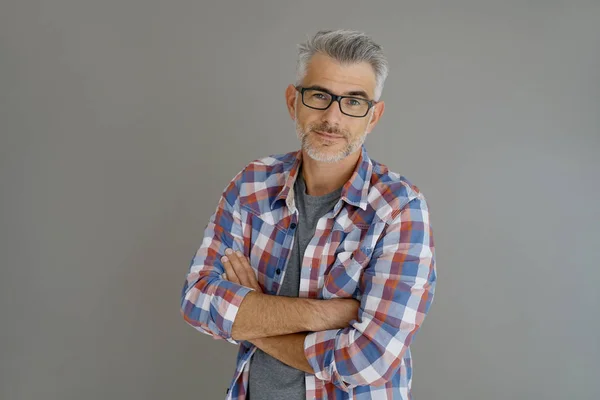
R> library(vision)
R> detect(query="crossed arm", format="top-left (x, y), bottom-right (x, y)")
top-left (220, 249), bottom-right (358, 374)
top-left (180, 177), bottom-right (436, 389)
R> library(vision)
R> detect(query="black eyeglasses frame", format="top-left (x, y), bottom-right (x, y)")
top-left (295, 86), bottom-right (377, 118)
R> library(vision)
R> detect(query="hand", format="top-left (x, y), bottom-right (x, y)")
top-left (221, 248), bottom-right (263, 293)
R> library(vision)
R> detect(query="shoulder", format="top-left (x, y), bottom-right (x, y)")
top-left (367, 157), bottom-right (429, 221)
top-left (223, 150), bottom-right (297, 199)
top-left (242, 151), bottom-right (298, 178)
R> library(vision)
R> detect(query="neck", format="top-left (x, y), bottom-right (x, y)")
top-left (300, 148), bottom-right (361, 196)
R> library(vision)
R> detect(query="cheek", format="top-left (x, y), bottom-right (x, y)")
top-left (297, 114), bottom-right (319, 130)
top-left (349, 122), bottom-right (368, 136)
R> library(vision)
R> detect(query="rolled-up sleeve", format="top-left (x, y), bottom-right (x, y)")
top-left (180, 171), bottom-right (253, 344)
top-left (304, 193), bottom-right (437, 389)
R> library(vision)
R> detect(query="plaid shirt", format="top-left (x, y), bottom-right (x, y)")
top-left (181, 145), bottom-right (437, 399)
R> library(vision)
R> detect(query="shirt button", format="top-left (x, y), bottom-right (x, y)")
top-left (290, 222), bottom-right (297, 230)
top-left (276, 268), bottom-right (281, 275)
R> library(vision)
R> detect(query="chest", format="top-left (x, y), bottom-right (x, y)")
top-left (238, 201), bottom-right (386, 299)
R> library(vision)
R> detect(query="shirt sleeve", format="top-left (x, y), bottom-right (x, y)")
top-left (180, 170), bottom-right (253, 344)
top-left (303, 193), bottom-right (437, 390)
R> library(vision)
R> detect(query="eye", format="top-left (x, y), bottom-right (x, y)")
top-left (344, 98), bottom-right (365, 107)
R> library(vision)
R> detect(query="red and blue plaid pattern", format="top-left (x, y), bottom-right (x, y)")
top-left (181, 145), bottom-right (436, 399)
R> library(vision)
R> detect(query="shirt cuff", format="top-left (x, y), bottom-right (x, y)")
top-left (304, 329), bottom-right (349, 391)
top-left (209, 279), bottom-right (254, 341)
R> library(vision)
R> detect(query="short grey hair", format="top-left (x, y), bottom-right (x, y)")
top-left (295, 29), bottom-right (389, 101)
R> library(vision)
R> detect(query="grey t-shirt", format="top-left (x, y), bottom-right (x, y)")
top-left (247, 169), bottom-right (343, 400)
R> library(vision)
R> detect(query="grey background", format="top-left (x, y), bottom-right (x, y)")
top-left (1, 1), bottom-right (599, 399)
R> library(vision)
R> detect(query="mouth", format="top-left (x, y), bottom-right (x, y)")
top-left (314, 130), bottom-right (344, 140)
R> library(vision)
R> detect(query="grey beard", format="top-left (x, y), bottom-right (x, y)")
top-left (297, 127), bottom-right (367, 163)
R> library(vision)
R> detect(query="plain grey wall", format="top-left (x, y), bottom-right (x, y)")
top-left (1, 1), bottom-right (599, 399)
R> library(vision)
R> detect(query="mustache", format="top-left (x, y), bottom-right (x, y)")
top-left (309, 123), bottom-right (347, 137)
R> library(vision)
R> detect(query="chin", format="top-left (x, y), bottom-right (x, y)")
top-left (300, 131), bottom-right (356, 162)
top-left (304, 146), bottom-right (349, 163)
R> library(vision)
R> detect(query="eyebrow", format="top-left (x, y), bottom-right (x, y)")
top-left (307, 85), bottom-right (370, 99)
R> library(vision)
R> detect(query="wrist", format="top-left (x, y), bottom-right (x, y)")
top-left (304, 298), bottom-right (327, 332)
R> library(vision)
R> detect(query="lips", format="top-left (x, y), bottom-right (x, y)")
top-left (314, 130), bottom-right (344, 139)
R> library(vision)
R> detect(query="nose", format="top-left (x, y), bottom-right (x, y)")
top-left (321, 99), bottom-right (344, 124)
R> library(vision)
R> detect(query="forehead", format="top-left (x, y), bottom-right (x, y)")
top-left (302, 52), bottom-right (377, 98)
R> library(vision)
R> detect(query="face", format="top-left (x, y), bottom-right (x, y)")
top-left (286, 52), bottom-right (385, 163)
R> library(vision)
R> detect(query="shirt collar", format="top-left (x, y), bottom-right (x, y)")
top-left (271, 144), bottom-right (372, 211)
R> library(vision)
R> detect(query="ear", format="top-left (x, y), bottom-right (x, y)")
top-left (285, 84), bottom-right (298, 121)
top-left (366, 101), bottom-right (385, 133)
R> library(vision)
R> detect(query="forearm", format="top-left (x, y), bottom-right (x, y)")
top-left (250, 333), bottom-right (313, 374)
top-left (231, 291), bottom-right (358, 341)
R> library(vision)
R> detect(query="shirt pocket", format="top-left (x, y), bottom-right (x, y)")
top-left (241, 207), bottom-right (288, 294)
top-left (320, 246), bottom-right (372, 299)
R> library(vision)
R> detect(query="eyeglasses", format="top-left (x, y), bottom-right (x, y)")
top-left (295, 86), bottom-right (377, 118)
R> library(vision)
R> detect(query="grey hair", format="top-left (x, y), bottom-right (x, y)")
top-left (295, 30), bottom-right (389, 101)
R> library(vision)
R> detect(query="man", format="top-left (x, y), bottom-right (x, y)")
top-left (181, 29), bottom-right (437, 400)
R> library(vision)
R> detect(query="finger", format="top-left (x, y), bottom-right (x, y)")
top-left (220, 255), bottom-right (240, 285)
top-left (226, 249), bottom-right (253, 287)
top-left (238, 253), bottom-right (261, 292)
top-left (236, 252), bottom-right (261, 291)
